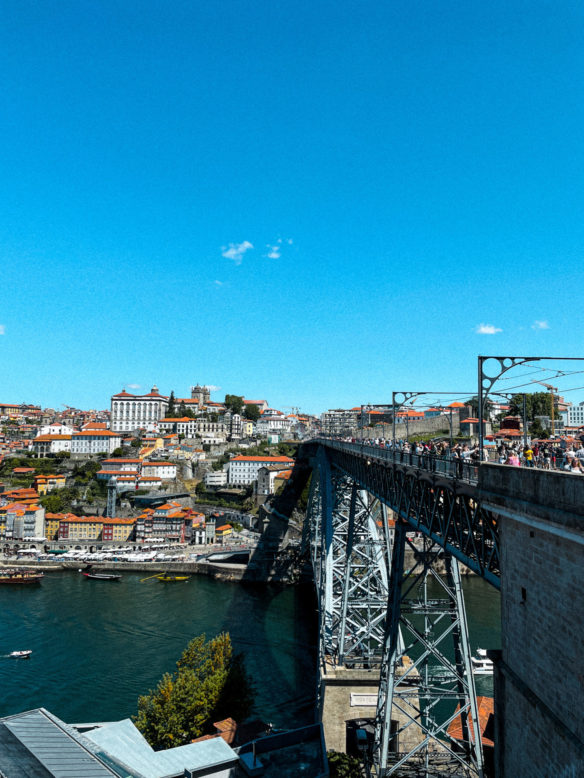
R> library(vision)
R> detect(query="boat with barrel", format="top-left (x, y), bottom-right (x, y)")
top-left (0, 569), bottom-right (44, 585)
top-left (156, 573), bottom-right (190, 582)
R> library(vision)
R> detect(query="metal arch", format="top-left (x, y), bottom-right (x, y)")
top-left (391, 391), bottom-right (474, 448)
top-left (477, 355), bottom-right (584, 459)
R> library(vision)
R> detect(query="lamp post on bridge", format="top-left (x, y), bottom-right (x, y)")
top-left (391, 391), bottom-right (474, 451)
top-left (477, 356), bottom-right (584, 462)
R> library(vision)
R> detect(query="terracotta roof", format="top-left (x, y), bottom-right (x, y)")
top-left (447, 696), bottom-right (494, 748)
top-left (34, 434), bottom-right (72, 441)
top-left (216, 524), bottom-right (232, 532)
top-left (73, 430), bottom-right (119, 437)
top-left (231, 455), bottom-right (294, 462)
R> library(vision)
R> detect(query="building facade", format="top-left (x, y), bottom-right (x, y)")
top-left (70, 430), bottom-right (122, 456)
top-left (227, 455), bottom-right (294, 486)
top-left (110, 386), bottom-right (168, 433)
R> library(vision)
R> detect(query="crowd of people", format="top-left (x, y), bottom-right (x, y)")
top-left (346, 437), bottom-right (584, 475)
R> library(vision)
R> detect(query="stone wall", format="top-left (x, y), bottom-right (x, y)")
top-left (478, 465), bottom-right (584, 777)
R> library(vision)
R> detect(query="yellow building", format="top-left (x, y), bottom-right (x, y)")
top-left (48, 514), bottom-right (136, 542)
top-left (215, 524), bottom-right (233, 539)
top-left (34, 474), bottom-right (66, 496)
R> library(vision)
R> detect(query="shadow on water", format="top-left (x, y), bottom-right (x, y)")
top-left (0, 459), bottom-right (317, 729)
top-left (213, 456), bottom-right (317, 727)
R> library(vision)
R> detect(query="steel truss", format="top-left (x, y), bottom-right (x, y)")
top-left (373, 523), bottom-right (484, 777)
top-left (307, 452), bottom-right (394, 693)
top-left (321, 441), bottom-right (500, 588)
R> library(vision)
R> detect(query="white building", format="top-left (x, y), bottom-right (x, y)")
top-left (563, 401), bottom-right (584, 427)
top-left (158, 417), bottom-right (198, 436)
top-left (70, 430), bottom-right (122, 456)
top-left (37, 423), bottom-right (76, 437)
top-left (204, 470), bottom-right (228, 487)
top-left (110, 386), bottom-right (168, 433)
top-left (32, 435), bottom-right (72, 457)
top-left (256, 409), bottom-right (294, 437)
top-left (97, 459), bottom-right (142, 481)
top-left (227, 455), bottom-right (294, 486)
top-left (256, 465), bottom-right (293, 496)
top-left (141, 461), bottom-right (177, 480)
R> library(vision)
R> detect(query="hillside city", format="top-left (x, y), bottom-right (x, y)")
top-left (1, 383), bottom-right (584, 548)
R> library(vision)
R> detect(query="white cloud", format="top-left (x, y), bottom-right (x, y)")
top-left (127, 383), bottom-right (141, 389)
top-left (221, 241), bottom-right (253, 265)
top-left (206, 385), bottom-right (221, 392)
top-left (532, 320), bottom-right (550, 330)
top-left (0, 325), bottom-right (4, 335)
top-left (476, 323), bottom-right (502, 335)
top-left (265, 244), bottom-right (281, 259)
top-left (214, 280), bottom-right (224, 286)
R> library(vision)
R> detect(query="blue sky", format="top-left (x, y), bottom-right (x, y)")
top-left (1, 1), bottom-right (584, 414)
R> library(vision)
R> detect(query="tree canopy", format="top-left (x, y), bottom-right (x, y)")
top-left (244, 403), bottom-right (260, 422)
top-left (508, 391), bottom-right (556, 422)
top-left (224, 394), bottom-right (244, 415)
top-left (133, 632), bottom-right (254, 749)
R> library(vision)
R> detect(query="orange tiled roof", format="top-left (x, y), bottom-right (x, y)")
top-left (447, 696), bottom-right (494, 748)
top-left (231, 455), bottom-right (294, 462)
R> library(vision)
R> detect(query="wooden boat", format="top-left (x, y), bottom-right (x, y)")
top-left (82, 572), bottom-right (122, 581)
top-left (10, 650), bottom-right (32, 658)
top-left (156, 573), bottom-right (190, 582)
top-left (0, 569), bottom-right (44, 585)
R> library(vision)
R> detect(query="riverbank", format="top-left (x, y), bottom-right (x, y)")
top-left (0, 559), bottom-right (248, 582)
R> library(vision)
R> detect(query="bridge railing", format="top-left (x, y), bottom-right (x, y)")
top-left (313, 438), bottom-right (480, 484)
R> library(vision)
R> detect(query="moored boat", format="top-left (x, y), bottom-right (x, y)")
top-left (82, 572), bottom-right (122, 581)
top-left (471, 648), bottom-right (493, 675)
top-left (156, 573), bottom-right (190, 582)
top-left (0, 569), bottom-right (44, 585)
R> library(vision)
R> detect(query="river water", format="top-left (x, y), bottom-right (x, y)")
top-left (0, 572), bottom-right (499, 726)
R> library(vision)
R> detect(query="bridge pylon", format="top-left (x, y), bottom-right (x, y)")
top-left (372, 522), bottom-right (484, 777)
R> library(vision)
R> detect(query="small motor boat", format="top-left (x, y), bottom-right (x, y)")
top-left (10, 650), bottom-right (32, 658)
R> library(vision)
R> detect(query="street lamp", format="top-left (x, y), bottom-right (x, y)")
top-left (477, 356), bottom-right (584, 461)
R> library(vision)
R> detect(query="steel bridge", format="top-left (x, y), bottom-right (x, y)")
top-left (303, 438), bottom-right (503, 777)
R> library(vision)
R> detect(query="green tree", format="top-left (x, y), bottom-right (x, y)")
top-left (224, 394), bottom-right (244, 415)
top-left (244, 403), bottom-right (260, 422)
top-left (110, 447), bottom-right (124, 458)
top-left (130, 438), bottom-right (141, 448)
top-left (167, 391), bottom-right (177, 418)
top-left (508, 391), bottom-right (555, 423)
top-left (327, 750), bottom-right (364, 777)
top-left (134, 632), bottom-right (254, 749)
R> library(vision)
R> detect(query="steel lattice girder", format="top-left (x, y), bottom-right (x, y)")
top-left (322, 444), bottom-right (500, 588)
top-left (373, 530), bottom-right (484, 778)
top-left (307, 453), bottom-right (392, 668)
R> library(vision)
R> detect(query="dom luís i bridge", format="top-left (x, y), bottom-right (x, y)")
top-left (298, 356), bottom-right (584, 778)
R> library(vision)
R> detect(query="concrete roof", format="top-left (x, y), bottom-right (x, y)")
top-left (83, 719), bottom-right (239, 778)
